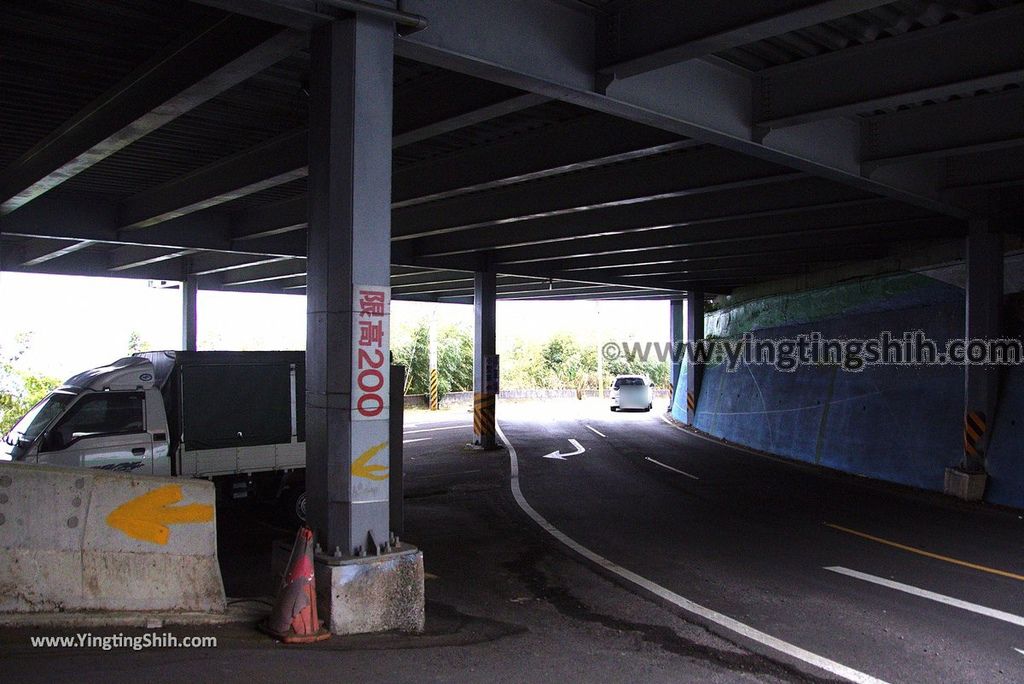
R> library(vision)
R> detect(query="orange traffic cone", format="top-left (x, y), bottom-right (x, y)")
top-left (260, 526), bottom-right (330, 643)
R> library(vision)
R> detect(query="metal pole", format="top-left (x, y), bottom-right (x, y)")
top-left (685, 291), bottom-right (704, 424)
top-left (962, 219), bottom-right (1002, 474)
top-left (669, 298), bottom-right (684, 410)
top-left (428, 312), bottom-right (438, 410)
top-left (596, 301), bottom-right (604, 401)
top-left (181, 274), bottom-right (198, 352)
top-left (473, 269), bottom-right (498, 449)
top-left (389, 364), bottom-right (404, 537)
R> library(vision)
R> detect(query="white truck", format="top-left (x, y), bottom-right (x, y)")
top-left (1, 351), bottom-right (309, 521)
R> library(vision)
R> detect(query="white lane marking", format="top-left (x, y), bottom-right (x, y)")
top-left (404, 425), bottom-right (469, 434)
top-left (497, 422), bottom-right (887, 684)
top-left (542, 438), bottom-right (586, 460)
top-left (645, 457), bottom-right (699, 480)
top-left (658, 413), bottom-right (793, 466)
top-left (825, 567), bottom-right (1024, 628)
top-left (1015, 648), bottom-right (1024, 656)
top-left (585, 425), bottom-right (606, 438)
top-left (403, 437), bottom-right (432, 444)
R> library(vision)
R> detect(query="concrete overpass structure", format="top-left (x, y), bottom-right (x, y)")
top-left (1, 0), bottom-right (1022, 641)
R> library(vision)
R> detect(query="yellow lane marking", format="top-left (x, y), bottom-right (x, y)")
top-left (825, 523), bottom-right (1024, 582)
top-left (106, 484), bottom-right (214, 545)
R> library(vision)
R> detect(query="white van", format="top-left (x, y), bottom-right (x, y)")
top-left (609, 374), bottom-right (654, 412)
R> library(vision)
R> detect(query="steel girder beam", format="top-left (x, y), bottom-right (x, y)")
top-left (0, 16), bottom-right (304, 214)
top-left (862, 90), bottom-right (1024, 169)
top-left (393, 147), bottom-right (793, 238)
top-left (219, 258), bottom-right (306, 285)
top-left (410, 177), bottom-right (875, 257)
top-left (597, 0), bottom-right (892, 80)
top-left (590, 244), bottom-right (886, 276)
top-left (19, 239), bottom-right (97, 267)
top-left (393, 114), bottom-right (690, 208)
top-left (755, 5), bottom-right (1024, 129)
top-left (393, 0), bottom-right (968, 217)
top-left (481, 217), bottom-right (962, 272)
top-left (188, 253), bottom-right (294, 276)
top-left (229, 148), bottom-right (795, 242)
top-left (108, 245), bottom-right (197, 272)
top-left (120, 129), bottom-right (308, 229)
top-left (232, 196), bottom-right (307, 240)
top-left (393, 92), bottom-right (547, 147)
top-left (442, 284), bottom-right (670, 301)
top-left (227, 125), bottom-right (694, 238)
top-left (3, 248), bottom-right (187, 282)
top-left (121, 73), bottom-right (542, 230)
top-left (389, 251), bottom-right (685, 292)
top-left (472, 203), bottom-right (933, 265)
top-left (943, 148), bottom-right (1024, 191)
top-left (0, 195), bottom-right (304, 257)
top-left (388, 269), bottom-right (473, 286)
top-left (221, 273), bottom-right (307, 289)
top-left (193, 0), bottom-right (337, 31)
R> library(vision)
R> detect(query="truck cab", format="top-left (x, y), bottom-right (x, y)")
top-left (1, 357), bottom-right (170, 474)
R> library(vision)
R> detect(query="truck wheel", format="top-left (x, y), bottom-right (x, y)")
top-left (282, 487), bottom-right (307, 527)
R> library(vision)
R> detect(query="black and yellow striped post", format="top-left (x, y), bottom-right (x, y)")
top-left (473, 392), bottom-right (496, 444)
top-left (963, 411), bottom-right (987, 462)
top-left (429, 368), bottom-right (439, 411)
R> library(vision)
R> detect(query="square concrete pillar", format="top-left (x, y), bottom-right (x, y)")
top-left (305, 11), bottom-right (424, 633)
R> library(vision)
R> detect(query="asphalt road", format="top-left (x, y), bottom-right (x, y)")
top-left (2, 400), bottom-right (1022, 683)
top-left (499, 400), bottom-right (1024, 683)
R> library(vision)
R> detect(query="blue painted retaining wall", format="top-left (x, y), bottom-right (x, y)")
top-left (672, 273), bottom-right (1024, 508)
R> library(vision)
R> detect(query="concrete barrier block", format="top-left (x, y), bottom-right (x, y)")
top-left (0, 462), bottom-right (225, 615)
top-left (943, 468), bottom-right (987, 502)
top-left (315, 546), bottom-right (424, 635)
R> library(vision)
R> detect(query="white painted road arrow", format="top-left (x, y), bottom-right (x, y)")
top-left (542, 439), bottom-right (585, 460)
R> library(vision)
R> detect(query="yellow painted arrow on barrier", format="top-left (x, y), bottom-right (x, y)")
top-left (352, 441), bottom-right (389, 481)
top-left (106, 484), bottom-right (214, 545)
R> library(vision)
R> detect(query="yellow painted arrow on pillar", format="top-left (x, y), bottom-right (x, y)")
top-left (352, 441), bottom-right (389, 481)
top-left (106, 484), bottom-right (214, 545)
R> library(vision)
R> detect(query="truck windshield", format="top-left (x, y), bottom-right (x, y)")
top-left (3, 391), bottom-right (77, 446)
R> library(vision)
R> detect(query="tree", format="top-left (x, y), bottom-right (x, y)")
top-left (391, 320), bottom-right (473, 399)
top-left (0, 334), bottom-right (62, 435)
top-left (128, 331), bottom-right (151, 354)
top-left (540, 334), bottom-right (597, 398)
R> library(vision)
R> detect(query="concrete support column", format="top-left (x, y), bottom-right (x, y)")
top-left (669, 299), bottom-right (684, 410)
top-left (305, 15), bottom-right (394, 557)
top-left (181, 274), bottom-right (198, 352)
top-left (473, 269), bottom-right (498, 449)
top-left (305, 14), bottom-right (422, 637)
top-left (685, 291), bottom-right (704, 424)
top-left (962, 220), bottom-right (1003, 472)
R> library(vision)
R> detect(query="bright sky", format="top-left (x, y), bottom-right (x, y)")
top-left (0, 272), bottom-right (669, 380)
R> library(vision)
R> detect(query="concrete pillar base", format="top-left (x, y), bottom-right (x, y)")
top-left (314, 545), bottom-right (425, 635)
top-left (943, 467), bottom-right (987, 501)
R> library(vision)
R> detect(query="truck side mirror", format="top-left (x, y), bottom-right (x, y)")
top-left (41, 430), bottom-right (65, 452)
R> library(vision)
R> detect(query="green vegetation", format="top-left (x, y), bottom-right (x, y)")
top-left (391, 319), bottom-right (669, 400)
top-left (0, 334), bottom-right (62, 435)
top-left (127, 330), bottom-right (151, 354)
top-left (391, 321), bottom-right (473, 397)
